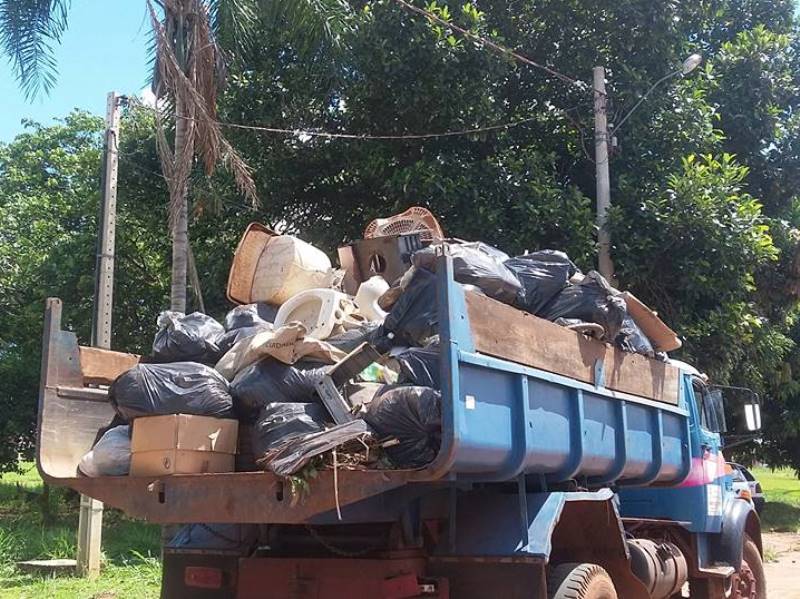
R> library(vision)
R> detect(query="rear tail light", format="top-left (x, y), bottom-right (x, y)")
top-left (185, 566), bottom-right (224, 589)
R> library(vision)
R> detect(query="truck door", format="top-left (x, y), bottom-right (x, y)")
top-left (618, 373), bottom-right (730, 532)
top-left (687, 375), bottom-right (726, 533)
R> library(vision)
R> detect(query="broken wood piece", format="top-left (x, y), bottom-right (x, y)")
top-left (465, 291), bottom-right (680, 404)
top-left (78, 346), bottom-right (139, 385)
top-left (622, 291), bottom-right (682, 352)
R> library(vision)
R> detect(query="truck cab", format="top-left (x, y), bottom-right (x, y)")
top-left (36, 255), bottom-right (765, 599)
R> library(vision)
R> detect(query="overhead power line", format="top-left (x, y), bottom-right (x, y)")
top-left (212, 115), bottom-right (538, 140)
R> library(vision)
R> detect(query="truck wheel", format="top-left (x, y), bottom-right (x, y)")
top-left (548, 563), bottom-right (618, 599)
top-left (727, 535), bottom-right (766, 599)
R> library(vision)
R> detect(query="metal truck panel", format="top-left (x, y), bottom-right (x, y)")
top-left (427, 255), bottom-right (692, 487)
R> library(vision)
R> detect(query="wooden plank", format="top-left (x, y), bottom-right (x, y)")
top-left (78, 346), bottom-right (139, 385)
top-left (465, 292), bottom-right (679, 405)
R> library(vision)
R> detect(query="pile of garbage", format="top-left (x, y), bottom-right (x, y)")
top-left (79, 208), bottom-right (672, 480)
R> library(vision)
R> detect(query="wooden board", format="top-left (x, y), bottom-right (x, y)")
top-left (78, 346), bottom-right (140, 385)
top-left (465, 292), bottom-right (680, 405)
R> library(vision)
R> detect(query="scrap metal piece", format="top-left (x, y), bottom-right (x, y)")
top-left (316, 343), bottom-right (383, 424)
top-left (316, 378), bottom-right (356, 425)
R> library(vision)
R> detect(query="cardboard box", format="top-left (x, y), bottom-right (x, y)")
top-left (130, 414), bottom-right (238, 477)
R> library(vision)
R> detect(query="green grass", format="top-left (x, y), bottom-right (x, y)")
top-left (751, 466), bottom-right (800, 533)
top-left (0, 463), bottom-right (162, 599)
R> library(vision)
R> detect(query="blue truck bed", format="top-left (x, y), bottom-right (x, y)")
top-left (428, 256), bottom-right (691, 487)
top-left (37, 256), bottom-right (691, 523)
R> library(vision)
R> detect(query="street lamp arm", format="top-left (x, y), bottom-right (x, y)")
top-left (612, 68), bottom-right (682, 133)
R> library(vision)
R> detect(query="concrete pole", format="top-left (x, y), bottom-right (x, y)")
top-left (91, 91), bottom-right (121, 350)
top-left (593, 67), bottom-right (616, 284)
top-left (78, 91), bottom-right (121, 578)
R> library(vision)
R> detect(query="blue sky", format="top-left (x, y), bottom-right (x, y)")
top-left (0, 1), bottom-right (152, 141)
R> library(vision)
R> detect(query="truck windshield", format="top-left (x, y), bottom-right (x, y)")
top-left (692, 377), bottom-right (727, 433)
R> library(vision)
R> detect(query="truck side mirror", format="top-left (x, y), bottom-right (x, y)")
top-left (709, 385), bottom-right (762, 434)
top-left (744, 401), bottom-right (762, 432)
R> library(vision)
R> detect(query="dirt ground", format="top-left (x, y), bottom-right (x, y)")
top-left (764, 532), bottom-right (800, 598)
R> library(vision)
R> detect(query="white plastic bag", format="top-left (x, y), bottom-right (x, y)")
top-left (78, 425), bottom-right (131, 477)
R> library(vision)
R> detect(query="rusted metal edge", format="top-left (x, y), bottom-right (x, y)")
top-left (48, 469), bottom-right (417, 524)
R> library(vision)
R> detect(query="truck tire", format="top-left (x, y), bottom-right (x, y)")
top-left (548, 563), bottom-right (618, 599)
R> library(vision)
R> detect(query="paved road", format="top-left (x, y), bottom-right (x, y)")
top-left (763, 532), bottom-right (800, 599)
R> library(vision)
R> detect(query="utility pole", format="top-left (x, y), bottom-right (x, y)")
top-left (91, 91), bottom-right (122, 350)
top-left (593, 66), bottom-right (616, 284)
top-left (78, 91), bottom-right (122, 578)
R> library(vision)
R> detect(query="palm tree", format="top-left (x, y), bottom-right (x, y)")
top-left (0, 0), bottom-right (70, 100)
top-left (1, 0), bottom-right (348, 312)
top-left (0, 0), bottom-right (258, 312)
top-left (148, 0), bottom-right (257, 312)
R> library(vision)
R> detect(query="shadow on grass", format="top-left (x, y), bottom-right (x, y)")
top-left (760, 500), bottom-right (800, 533)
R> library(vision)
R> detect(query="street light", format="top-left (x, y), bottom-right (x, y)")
top-left (612, 53), bottom-right (703, 134)
top-left (593, 53), bottom-right (703, 284)
top-left (682, 53), bottom-right (703, 75)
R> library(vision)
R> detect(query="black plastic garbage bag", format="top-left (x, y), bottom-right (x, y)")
top-left (538, 271), bottom-right (627, 341)
top-left (616, 315), bottom-right (655, 357)
top-left (168, 523), bottom-right (258, 554)
top-left (152, 311), bottom-right (225, 364)
top-left (504, 250), bottom-right (579, 314)
top-left (252, 402), bottom-right (328, 461)
top-left (383, 267), bottom-right (438, 347)
top-left (230, 359), bottom-right (326, 420)
top-left (224, 303), bottom-right (277, 331)
top-left (218, 324), bottom-right (271, 355)
top-left (553, 317), bottom-right (605, 339)
top-left (413, 242), bottom-right (521, 304)
top-left (262, 419), bottom-right (371, 476)
top-left (364, 385), bottom-right (441, 469)
top-left (110, 362), bottom-right (233, 421)
top-left (395, 346), bottom-right (440, 389)
top-left (326, 322), bottom-right (383, 354)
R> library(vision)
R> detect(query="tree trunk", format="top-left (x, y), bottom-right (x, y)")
top-left (170, 99), bottom-right (189, 313)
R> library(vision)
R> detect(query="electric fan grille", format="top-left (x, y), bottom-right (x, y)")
top-left (364, 207), bottom-right (444, 243)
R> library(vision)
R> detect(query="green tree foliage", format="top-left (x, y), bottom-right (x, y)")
top-left (0, 112), bottom-right (101, 471)
top-left (0, 109), bottom-right (172, 471)
top-left (215, 0), bottom-right (800, 468)
top-left (0, 0), bottom-right (69, 99)
top-left (3, 0), bottom-right (800, 472)
top-left (612, 154), bottom-right (779, 378)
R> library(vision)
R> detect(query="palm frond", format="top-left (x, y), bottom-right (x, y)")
top-left (148, 0), bottom-right (256, 218)
top-left (260, 0), bottom-right (354, 58)
top-left (0, 0), bottom-right (70, 100)
top-left (209, 0), bottom-right (258, 58)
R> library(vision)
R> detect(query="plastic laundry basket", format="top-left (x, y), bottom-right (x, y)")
top-left (227, 223), bottom-right (337, 305)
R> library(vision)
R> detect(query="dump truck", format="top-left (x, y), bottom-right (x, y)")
top-left (36, 255), bottom-right (765, 598)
